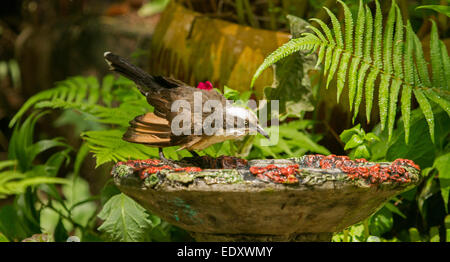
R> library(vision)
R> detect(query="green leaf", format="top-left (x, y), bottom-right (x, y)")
top-left (0, 160), bottom-right (17, 171)
top-left (74, 143), bottom-right (90, 176)
top-left (265, 18), bottom-right (316, 118)
top-left (388, 79), bottom-right (402, 141)
top-left (0, 232), bottom-right (8, 242)
top-left (252, 0), bottom-right (449, 146)
top-left (378, 75), bottom-right (390, 130)
top-left (353, 145), bottom-right (370, 159)
top-left (309, 18), bottom-right (334, 45)
top-left (323, 6), bottom-right (343, 49)
top-left (409, 228), bottom-right (421, 242)
top-left (369, 207), bottom-right (393, 236)
top-left (439, 40), bottom-right (450, 88)
top-left (430, 20), bottom-right (445, 88)
top-left (98, 193), bottom-right (155, 242)
top-left (340, 124), bottom-right (361, 143)
top-left (252, 120), bottom-right (329, 158)
top-left (434, 153), bottom-right (450, 213)
top-left (337, 0), bottom-right (354, 53)
top-left (424, 90), bottom-right (450, 117)
top-left (336, 53), bottom-right (351, 102)
top-left (402, 22), bottom-right (415, 144)
top-left (137, 0), bottom-right (170, 17)
top-left (54, 219), bottom-right (69, 242)
top-left (63, 175), bottom-right (96, 227)
top-left (344, 134), bottom-right (364, 150)
top-left (81, 129), bottom-right (159, 167)
top-left (26, 139), bottom-right (69, 167)
top-left (383, 1), bottom-right (396, 76)
top-left (384, 202), bottom-right (406, 219)
top-left (251, 34), bottom-right (320, 87)
top-left (351, 1), bottom-right (368, 117)
top-left (412, 29), bottom-right (432, 87)
top-left (385, 108), bottom-right (449, 169)
top-left (365, 69), bottom-right (379, 123)
top-left (413, 89), bottom-right (435, 143)
top-left (0, 205), bottom-right (30, 241)
top-left (100, 181), bottom-right (121, 205)
top-left (416, 5), bottom-right (450, 18)
top-left (10, 75), bottom-right (149, 129)
top-left (429, 226), bottom-right (440, 242)
top-left (223, 86), bottom-right (241, 100)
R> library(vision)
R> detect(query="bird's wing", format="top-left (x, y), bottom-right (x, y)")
top-left (123, 113), bottom-right (172, 147)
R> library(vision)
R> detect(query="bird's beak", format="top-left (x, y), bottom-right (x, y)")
top-left (257, 125), bottom-right (270, 140)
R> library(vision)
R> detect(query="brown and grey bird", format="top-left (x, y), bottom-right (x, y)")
top-left (103, 52), bottom-right (269, 164)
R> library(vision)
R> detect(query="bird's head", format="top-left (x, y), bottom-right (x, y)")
top-left (224, 105), bottom-right (269, 140)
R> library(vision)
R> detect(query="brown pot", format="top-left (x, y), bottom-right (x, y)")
top-left (148, 2), bottom-right (290, 98)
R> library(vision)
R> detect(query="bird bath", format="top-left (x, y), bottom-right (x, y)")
top-left (111, 155), bottom-right (420, 242)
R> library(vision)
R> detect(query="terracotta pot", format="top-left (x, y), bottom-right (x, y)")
top-left (148, 2), bottom-right (290, 98)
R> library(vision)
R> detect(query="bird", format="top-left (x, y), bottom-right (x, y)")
top-left (103, 52), bottom-right (269, 165)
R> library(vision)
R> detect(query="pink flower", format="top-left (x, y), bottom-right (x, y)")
top-left (197, 81), bottom-right (213, 90)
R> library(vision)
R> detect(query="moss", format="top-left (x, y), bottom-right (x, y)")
top-left (166, 172), bottom-right (196, 184)
top-left (144, 173), bottom-right (160, 188)
top-left (114, 165), bottom-right (133, 177)
top-left (201, 170), bottom-right (244, 184)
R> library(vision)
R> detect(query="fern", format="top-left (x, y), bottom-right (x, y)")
top-left (1, 112), bottom-right (70, 199)
top-left (10, 75), bottom-right (152, 128)
top-left (81, 130), bottom-right (191, 167)
top-left (251, 0), bottom-right (450, 143)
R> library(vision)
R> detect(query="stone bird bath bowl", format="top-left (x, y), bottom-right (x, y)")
top-left (111, 155), bottom-right (420, 242)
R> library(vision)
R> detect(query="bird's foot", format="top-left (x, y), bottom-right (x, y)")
top-left (159, 148), bottom-right (181, 168)
top-left (189, 150), bottom-right (200, 158)
top-left (161, 158), bottom-right (181, 168)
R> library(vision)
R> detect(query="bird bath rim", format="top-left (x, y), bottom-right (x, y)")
top-left (111, 155), bottom-right (421, 242)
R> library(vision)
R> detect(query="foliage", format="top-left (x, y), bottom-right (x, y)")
top-left (138, 0), bottom-right (170, 17)
top-left (263, 15), bottom-right (316, 120)
top-left (333, 106), bottom-right (449, 242)
top-left (10, 75), bottom-right (152, 128)
top-left (0, 59), bottom-right (21, 89)
top-left (3, 0), bottom-right (450, 242)
top-left (1, 112), bottom-right (70, 199)
top-left (97, 193), bottom-right (160, 242)
top-left (416, 5), bottom-right (450, 18)
top-left (340, 124), bottom-right (380, 159)
top-left (250, 120), bottom-right (330, 159)
top-left (251, 0), bottom-right (450, 144)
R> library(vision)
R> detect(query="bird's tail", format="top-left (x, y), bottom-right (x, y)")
top-left (104, 51), bottom-right (156, 94)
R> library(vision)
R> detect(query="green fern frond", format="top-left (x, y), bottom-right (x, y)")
top-left (430, 20), bottom-right (445, 89)
top-left (81, 130), bottom-right (190, 167)
top-left (250, 34), bottom-right (321, 87)
top-left (349, 0), bottom-right (365, 113)
top-left (81, 130), bottom-right (158, 167)
top-left (10, 75), bottom-right (151, 128)
top-left (251, 0), bottom-right (450, 144)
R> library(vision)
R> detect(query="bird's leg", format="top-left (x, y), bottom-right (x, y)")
top-left (159, 148), bottom-right (180, 168)
top-left (189, 150), bottom-right (200, 158)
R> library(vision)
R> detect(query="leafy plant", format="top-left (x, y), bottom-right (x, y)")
top-left (8, 75), bottom-right (165, 167)
top-left (251, 0), bottom-right (450, 145)
top-left (340, 124), bottom-right (380, 159)
top-left (250, 120), bottom-right (330, 159)
top-left (1, 112), bottom-right (70, 199)
top-left (333, 105), bottom-right (449, 242)
top-left (97, 193), bottom-right (160, 242)
top-left (416, 5), bottom-right (450, 18)
top-left (0, 111), bottom-right (95, 241)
